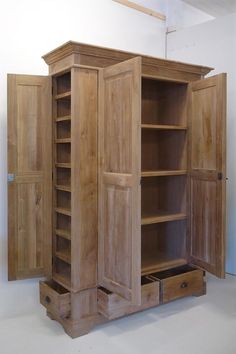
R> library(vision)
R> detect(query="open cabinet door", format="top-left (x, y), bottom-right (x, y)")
top-left (98, 57), bottom-right (141, 305)
top-left (8, 74), bottom-right (52, 280)
top-left (189, 74), bottom-right (226, 278)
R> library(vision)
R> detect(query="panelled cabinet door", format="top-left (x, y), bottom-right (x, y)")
top-left (189, 74), bottom-right (226, 278)
top-left (98, 57), bottom-right (141, 305)
top-left (8, 74), bottom-right (52, 280)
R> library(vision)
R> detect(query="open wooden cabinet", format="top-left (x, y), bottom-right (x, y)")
top-left (7, 42), bottom-right (226, 337)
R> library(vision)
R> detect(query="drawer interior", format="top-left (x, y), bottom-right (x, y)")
top-left (149, 264), bottom-right (197, 280)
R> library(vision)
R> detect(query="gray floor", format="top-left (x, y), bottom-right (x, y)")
top-left (1, 274), bottom-right (236, 354)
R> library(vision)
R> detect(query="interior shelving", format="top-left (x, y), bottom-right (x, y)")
top-left (141, 77), bottom-right (188, 275)
top-left (53, 71), bottom-right (72, 289)
top-left (141, 221), bottom-right (187, 275)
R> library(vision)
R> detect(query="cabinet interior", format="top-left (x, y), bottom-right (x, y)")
top-left (141, 77), bottom-right (188, 275)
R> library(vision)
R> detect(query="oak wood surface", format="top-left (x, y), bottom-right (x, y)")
top-left (8, 74), bottom-right (52, 280)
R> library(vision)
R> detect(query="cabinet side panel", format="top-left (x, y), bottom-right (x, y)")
top-left (71, 68), bottom-right (98, 290)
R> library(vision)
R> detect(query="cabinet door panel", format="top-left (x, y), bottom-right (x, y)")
top-left (98, 57), bottom-right (141, 305)
top-left (189, 74), bottom-right (226, 278)
top-left (8, 74), bottom-right (52, 280)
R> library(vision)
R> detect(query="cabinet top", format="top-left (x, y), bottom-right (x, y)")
top-left (42, 41), bottom-right (213, 77)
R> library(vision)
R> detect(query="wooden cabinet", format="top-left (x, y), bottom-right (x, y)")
top-left (7, 41), bottom-right (226, 337)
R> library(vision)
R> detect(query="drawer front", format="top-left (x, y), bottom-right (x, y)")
top-left (98, 278), bottom-right (160, 319)
top-left (161, 269), bottom-right (204, 303)
top-left (40, 280), bottom-right (70, 318)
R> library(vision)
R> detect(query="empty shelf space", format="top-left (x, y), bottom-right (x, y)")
top-left (141, 170), bottom-right (187, 177)
top-left (55, 72), bottom-right (71, 95)
top-left (141, 124), bottom-right (187, 130)
top-left (55, 138), bottom-right (71, 143)
top-left (55, 185), bottom-right (71, 192)
top-left (55, 251), bottom-right (71, 264)
top-left (142, 256), bottom-right (187, 275)
top-left (142, 212), bottom-right (187, 225)
top-left (55, 91), bottom-right (71, 100)
top-left (53, 273), bottom-right (71, 291)
top-left (55, 207), bottom-right (71, 216)
top-left (55, 163), bottom-right (71, 168)
top-left (55, 228), bottom-right (71, 240)
top-left (55, 115), bottom-right (71, 122)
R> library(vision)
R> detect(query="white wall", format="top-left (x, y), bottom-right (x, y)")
top-left (167, 13), bottom-right (236, 274)
top-left (0, 0), bottom-right (165, 319)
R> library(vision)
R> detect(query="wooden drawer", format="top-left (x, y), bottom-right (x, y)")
top-left (150, 265), bottom-right (205, 304)
top-left (39, 280), bottom-right (70, 319)
top-left (98, 275), bottom-right (160, 320)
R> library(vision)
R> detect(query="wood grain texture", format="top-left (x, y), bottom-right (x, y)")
top-left (98, 57), bottom-right (141, 305)
top-left (189, 74), bottom-right (226, 278)
top-left (8, 74), bottom-right (52, 280)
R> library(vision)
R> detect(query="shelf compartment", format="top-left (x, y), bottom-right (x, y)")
top-left (55, 92), bottom-right (71, 100)
top-left (141, 221), bottom-right (187, 275)
top-left (56, 190), bottom-right (71, 210)
top-left (56, 99), bottom-right (71, 118)
top-left (53, 258), bottom-right (71, 290)
top-left (56, 143), bottom-right (71, 164)
top-left (55, 138), bottom-right (71, 143)
top-left (55, 207), bottom-right (71, 216)
top-left (55, 236), bottom-right (71, 264)
top-left (55, 185), bottom-right (71, 192)
top-left (56, 72), bottom-right (71, 95)
top-left (55, 228), bottom-right (71, 240)
top-left (56, 168), bottom-right (71, 187)
top-left (142, 212), bottom-right (186, 225)
top-left (56, 119), bottom-right (71, 139)
top-left (141, 124), bottom-right (187, 130)
top-left (141, 175), bottom-right (186, 220)
top-left (56, 115), bottom-right (71, 122)
top-left (141, 170), bottom-right (187, 177)
top-left (56, 214), bottom-right (71, 235)
top-left (142, 78), bottom-right (187, 126)
top-left (142, 130), bottom-right (187, 171)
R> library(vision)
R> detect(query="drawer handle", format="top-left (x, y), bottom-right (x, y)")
top-left (45, 296), bottom-right (51, 304)
top-left (180, 281), bottom-right (188, 289)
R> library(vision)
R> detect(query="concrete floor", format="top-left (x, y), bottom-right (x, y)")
top-left (1, 274), bottom-right (236, 354)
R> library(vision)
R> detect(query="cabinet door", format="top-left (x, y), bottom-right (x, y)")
top-left (8, 74), bottom-right (52, 280)
top-left (189, 74), bottom-right (226, 278)
top-left (98, 57), bottom-right (141, 305)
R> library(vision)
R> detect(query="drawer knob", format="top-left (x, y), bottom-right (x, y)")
top-left (180, 281), bottom-right (188, 289)
top-left (45, 296), bottom-right (51, 304)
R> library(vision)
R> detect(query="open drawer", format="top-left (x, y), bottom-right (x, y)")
top-left (149, 265), bottom-right (205, 304)
top-left (39, 280), bottom-right (71, 319)
top-left (98, 275), bottom-right (160, 320)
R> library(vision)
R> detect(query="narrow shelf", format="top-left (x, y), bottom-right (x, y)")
top-left (56, 115), bottom-right (71, 122)
top-left (55, 228), bottom-right (71, 240)
top-left (55, 163), bottom-right (71, 169)
top-left (55, 207), bottom-right (71, 216)
top-left (141, 212), bottom-right (187, 225)
top-left (142, 256), bottom-right (187, 276)
top-left (55, 185), bottom-right (71, 192)
top-left (55, 251), bottom-right (71, 264)
top-left (141, 124), bottom-right (187, 130)
top-left (53, 273), bottom-right (71, 291)
top-left (55, 138), bottom-right (71, 143)
top-left (55, 91), bottom-right (71, 100)
top-left (141, 170), bottom-right (187, 177)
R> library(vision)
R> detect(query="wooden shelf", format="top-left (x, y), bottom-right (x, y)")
top-left (141, 170), bottom-right (187, 177)
top-left (55, 207), bottom-right (71, 216)
top-left (55, 138), bottom-right (71, 143)
top-left (55, 92), bottom-right (71, 100)
top-left (141, 212), bottom-right (187, 225)
top-left (55, 251), bottom-right (71, 264)
top-left (53, 273), bottom-right (71, 291)
top-left (55, 228), bottom-right (71, 240)
top-left (55, 115), bottom-right (71, 122)
top-left (142, 256), bottom-right (187, 275)
top-left (141, 124), bottom-right (187, 130)
top-left (55, 185), bottom-right (71, 192)
top-left (55, 163), bottom-right (71, 169)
